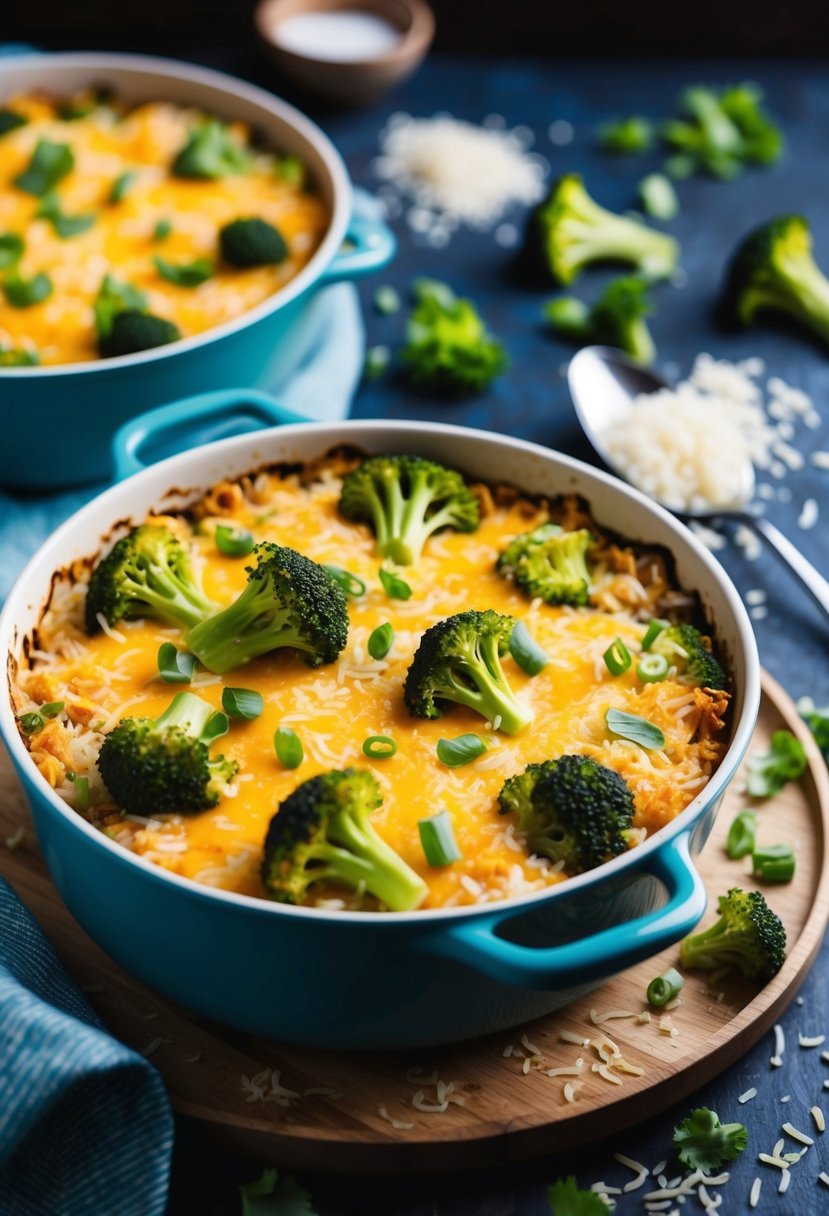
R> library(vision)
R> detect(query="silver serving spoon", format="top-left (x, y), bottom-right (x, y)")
top-left (567, 346), bottom-right (829, 623)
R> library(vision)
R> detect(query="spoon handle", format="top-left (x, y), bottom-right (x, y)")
top-left (745, 515), bottom-right (829, 623)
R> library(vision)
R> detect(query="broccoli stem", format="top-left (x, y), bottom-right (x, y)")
top-left (773, 259), bottom-right (829, 343)
top-left (187, 577), bottom-right (309, 673)
top-left (569, 217), bottom-right (677, 279)
top-left (327, 809), bottom-right (427, 911)
top-left (155, 691), bottom-right (217, 737)
top-left (384, 472), bottom-right (460, 565)
top-left (447, 633), bottom-right (532, 736)
top-left (126, 562), bottom-right (214, 630)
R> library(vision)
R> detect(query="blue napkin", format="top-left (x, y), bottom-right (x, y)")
top-left (0, 876), bottom-right (174, 1216)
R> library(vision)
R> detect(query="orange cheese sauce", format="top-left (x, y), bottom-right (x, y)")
top-left (0, 94), bottom-right (328, 365)
top-left (19, 468), bottom-right (728, 910)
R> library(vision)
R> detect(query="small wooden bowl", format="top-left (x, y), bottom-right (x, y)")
top-left (255, 0), bottom-right (434, 106)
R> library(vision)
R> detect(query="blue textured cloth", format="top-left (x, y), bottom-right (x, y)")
top-left (0, 876), bottom-right (174, 1216)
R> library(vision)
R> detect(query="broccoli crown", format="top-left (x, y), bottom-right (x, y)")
top-left (85, 524), bottom-right (217, 634)
top-left (219, 217), bottom-right (287, 268)
top-left (497, 524), bottom-right (593, 606)
top-left (400, 280), bottom-right (508, 396)
top-left (535, 173), bottom-right (679, 285)
top-left (261, 768), bottom-right (427, 911)
top-left (663, 84), bottom-right (782, 179)
top-left (498, 754), bottom-right (635, 874)
top-left (721, 215), bottom-right (829, 345)
top-left (545, 276), bottom-right (656, 365)
top-left (97, 691), bottom-right (238, 815)
top-left (652, 622), bottom-right (727, 689)
top-left (187, 542), bottom-right (348, 675)
top-left (172, 121), bottom-right (251, 179)
top-left (338, 454), bottom-right (481, 566)
top-left (403, 609), bottom-right (532, 736)
top-left (680, 887), bottom-right (786, 983)
top-left (99, 310), bottom-right (181, 358)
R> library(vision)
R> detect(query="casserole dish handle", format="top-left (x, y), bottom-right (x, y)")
top-left (427, 832), bottom-right (706, 990)
top-left (112, 388), bottom-right (306, 480)
top-left (318, 215), bottom-right (397, 286)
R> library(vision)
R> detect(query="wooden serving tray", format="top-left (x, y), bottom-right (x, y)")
top-left (1, 670), bottom-right (827, 1175)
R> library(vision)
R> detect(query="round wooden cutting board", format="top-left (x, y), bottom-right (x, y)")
top-left (1, 670), bottom-right (827, 1174)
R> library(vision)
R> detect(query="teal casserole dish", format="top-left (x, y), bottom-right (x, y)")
top-left (0, 409), bottom-right (760, 1049)
top-left (0, 53), bottom-right (395, 491)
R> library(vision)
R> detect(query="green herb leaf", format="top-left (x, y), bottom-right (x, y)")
top-left (323, 565), bottom-right (366, 598)
top-left (646, 967), bottom-right (684, 1007)
top-left (367, 622), bottom-right (394, 660)
top-left (172, 121), bottom-right (251, 179)
top-left (418, 810), bottom-right (462, 867)
top-left (109, 170), bottom-right (136, 203)
top-left (153, 218), bottom-right (173, 242)
top-left (752, 844), bottom-right (795, 883)
top-left (14, 140), bottom-right (74, 196)
top-left (3, 272), bottom-right (53, 309)
top-left (240, 1168), bottom-right (317, 1216)
top-left (222, 687), bottom-right (264, 720)
top-left (436, 733), bottom-right (487, 767)
top-left (509, 621), bottom-right (549, 675)
top-left (274, 726), bottom-right (304, 770)
top-left (605, 707), bottom-right (665, 750)
top-left (157, 642), bottom-right (197, 684)
top-left (36, 191), bottom-right (95, 238)
top-left (379, 566), bottom-right (412, 600)
top-left (746, 730), bottom-right (807, 798)
top-left (215, 525), bottom-right (255, 557)
top-left (726, 810), bottom-right (757, 860)
top-left (40, 701), bottom-right (65, 718)
top-left (0, 233), bottom-right (24, 269)
top-left (93, 274), bottom-right (148, 340)
top-left (673, 1107), bottom-right (748, 1172)
top-left (0, 109), bottom-right (28, 138)
top-left (547, 1177), bottom-right (609, 1216)
top-left (202, 711), bottom-right (230, 745)
top-left (153, 255), bottom-right (214, 287)
top-left (362, 734), bottom-right (397, 760)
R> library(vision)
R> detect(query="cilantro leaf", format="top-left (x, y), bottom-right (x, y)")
top-left (746, 729), bottom-right (807, 798)
top-left (547, 1177), bottom-right (608, 1215)
top-left (239, 1169), bottom-right (317, 1216)
top-left (172, 120), bottom-right (251, 179)
top-left (673, 1107), bottom-right (748, 1171)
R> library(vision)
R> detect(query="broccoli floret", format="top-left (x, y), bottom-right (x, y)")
top-left (99, 310), bottom-right (181, 357)
top-left (172, 120), bottom-right (251, 179)
top-left (187, 542), bottom-right (348, 674)
top-left (680, 887), bottom-right (786, 983)
top-left (338, 455), bottom-right (481, 566)
top-left (497, 524), bottom-right (593, 606)
top-left (663, 84), bottom-right (782, 179)
top-left (498, 754), bottom-right (635, 874)
top-left (85, 524), bottom-right (217, 634)
top-left (219, 217), bottom-right (287, 268)
top-left (598, 116), bottom-right (654, 155)
top-left (673, 1107), bottom-right (749, 1171)
top-left (400, 279), bottom-right (508, 396)
top-left (721, 215), bottom-right (829, 347)
top-left (97, 691), bottom-right (238, 814)
top-left (403, 609), bottom-right (532, 736)
top-left (534, 173), bottom-right (679, 285)
top-left (544, 276), bottom-right (656, 365)
top-left (651, 622), bottom-right (726, 689)
top-left (261, 768), bottom-right (427, 911)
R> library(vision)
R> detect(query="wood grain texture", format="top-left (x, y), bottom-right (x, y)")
top-left (1, 670), bottom-right (827, 1175)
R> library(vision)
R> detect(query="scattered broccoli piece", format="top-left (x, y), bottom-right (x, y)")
top-left (639, 173), bottom-right (680, 221)
top-left (746, 729), bottom-right (807, 798)
top-left (548, 1177), bottom-right (608, 1216)
top-left (663, 83), bottom-right (782, 179)
top-left (533, 173), bottom-right (679, 285)
top-left (219, 217), bottom-right (287, 268)
top-left (598, 116), bottom-right (654, 155)
top-left (85, 524), bottom-right (217, 634)
top-left (679, 887), bottom-right (786, 982)
top-left (187, 542), bottom-right (348, 674)
top-left (498, 754), bottom-right (635, 874)
top-left (261, 768), bottom-right (427, 911)
top-left (239, 1169), bottom-right (314, 1216)
top-left (673, 1107), bottom-right (749, 1171)
top-left (497, 523), bottom-right (593, 606)
top-left (721, 215), bottom-right (829, 347)
top-left (544, 276), bottom-right (656, 364)
top-left (400, 279), bottom-right (508, 396)
top-left (99, 310), bottom-right (181, 357)
top-left (14, 139), bottom-right (74, 196)
top-left (338, 454), bottom-right (481, 566)
top-left (403, 609), bottom-right (532, 736)
top-left (798, 696), bottom-right (829, 766)
top-left (172, 120), bottom-right (251, 179)
top-left (650, 622), bottom-right (726, 689)
top-left (97, 691), bottom-right (237, 814)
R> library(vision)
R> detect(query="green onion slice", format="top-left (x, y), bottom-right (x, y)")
top-left (646, 967), bottom-right (684, 1007)
top-left (379, 566), bottom-right (412, 600)
top-left (40, 701), bottom-right (65, 718)
top-left (368, 622), bottom-right (394, 661)
top-left (419, 810), bottom-right (462, 867)
top-left (436, 734), bottom-right (487, 767)
top-left (68, 771), bottom-right (90, 812)
top-left (274, 726), bottom-right (303, 769)
top-left (324, 565), bottom-right (366, 598)
top-left (153, 255), bottom-right (214, 287)
top-left (725, 809), bottom-right (757, 860)
top-left (201, 711), bottom-right (229, 744)
top-left (637, 653), bottom-right (670, 683)
top-left (4, 272), bottom-right (53, 309)
top-left (215, 524), bottom-right (254, 557)
top-left (642, 618), bottom-right (670, 651)
top-left (153, 219), bottom-right (172, 241)
top-left (221, 687), bottom-right (264, 720)
top-left (605, 707), bottom-right (665, 750)
top-left (509, 621), bottom-right (550, 676)
top-left (604, 637), bottom-right (632, 676)
top-left (362, 735), bottom-right (397, 760)
top-left (0, 233), bottom-right (24, 269)
top-left (752, 845), bottom-right (795, 883)
top-left (157, 642), bottom-right (196, 684)
top-left (18, 712), bottom-right (44, 736)
top-left (109, 170), bottom-right (135, 203)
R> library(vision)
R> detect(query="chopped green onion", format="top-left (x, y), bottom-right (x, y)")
top-left (14, 140), bottom-right (74, 196)
top-left (221, 687), bottom-right (264, 720)
top-left (363, 344), bottom-right (390, 381)
top-left (637, 652), bottom-right (670, 683)
top-left (509, 621), bottom-right (550, 676)
top-left (605, 707), bottom-right (665, 750)
top-left (215, 524), bottom-right (254, 557)
top-left (373, 286), bottom-right (401, 315)
top-left (18, 712), bottom-right (44, 736)
top-left (647, 967), bottom-right (684, 1007)
top-left (109, 170), bottom-right (135, 204)
top-left (0, 109), bottom-right (28, 138)
top-left (153, 219), bottom-right (173, 242)
top-left (202, 711), bottom-right (230, 744)
top-left (752, 845), bottom-right (795, 884)
top-left (157, 642), bottom-right (196, 683)
top-left (379, 566), bottom-right (412, 600)
top-left (436, 734), bottom-right (487, 767)
top-left (153, 255), bottom-right (214, 287)
top-left (0, 233), bottom-right (24, 270)
top-left (276, 154), bottom-right (305, 186)
top-left (323, 565), bottom-right (366, 598)
top-left (362, 734), bottom-right (397, 760)
top-left (726, 810), bottom-right (757, 860)
top-left (274, 726), bottom-right (303, 769)
top-left (68, 771), bottom-right (90, 812)
top-left (639, 173), bottom-right (679, 220)
top-left (36, 192), bottom-right (96, 238)
top-left (4, 272), bottom-right (53, 309)
top-left (40, 701), bottom-right (65, 718)
top-left (419, 810), bottom-right (462, 867)
top-left (604, 637), bottom-right (632, 676)
top-left (368, 622), bottom-right (394, 660)
top-left (642, 618), bottom-right (670, 651)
